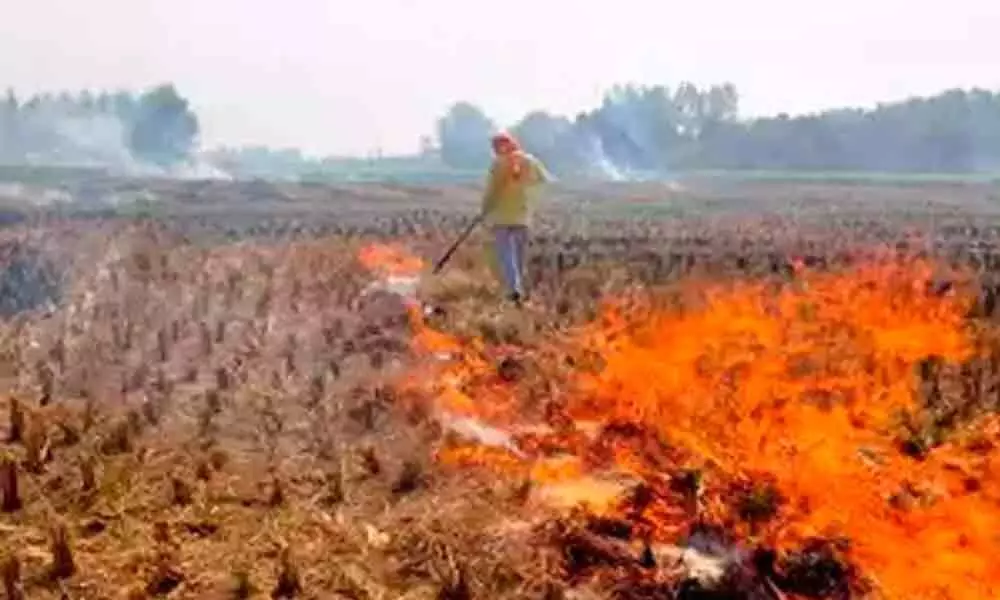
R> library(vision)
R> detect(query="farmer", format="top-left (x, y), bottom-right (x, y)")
top-left (480, 131), bottom-right (552, 306)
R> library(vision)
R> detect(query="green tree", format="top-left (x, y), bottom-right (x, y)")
top-left (435, 102), bottom-right (496, 170)
top-left (127, 84), bottom-right (199, 166)
top-left (76, 90), bottom-right (96, 114)
top-left (510, 111), bottom-right (578, 171)
top-left (703, 83), bottom-right (739, 124)
top-left (112, 91), bottom-right (138, 122)
top-left (95, 91), bottom-right (113, 114)
top-left (673, 82), bottom-right (705, 140)
top-left (0, 88), bottom-right (19, 160)
top-left (4, 88), bottom-right (18, 112)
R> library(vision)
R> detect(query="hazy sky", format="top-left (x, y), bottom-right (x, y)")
top-left (2, 1), bottom-right (998, 156)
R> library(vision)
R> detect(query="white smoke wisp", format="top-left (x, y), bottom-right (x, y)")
top-left (0, 182), bottom-right (73, 206)
top-left (593, 150), bottom-right (627, 181)
top-left (52, 114), bottom-right (141, 170)
top-left (577, 131), bottom-right (630, 181)
top-left (168, 156), bottom-right (234, 181)
top-left (92, 148), bottom-right (233, 181)
top-left (436, 412), bottom-right (525, 457)
top-left (19, 111), bottom-right (233, 182)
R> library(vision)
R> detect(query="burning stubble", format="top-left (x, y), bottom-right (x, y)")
top-left (381, 246), bottom-right (1000, 600)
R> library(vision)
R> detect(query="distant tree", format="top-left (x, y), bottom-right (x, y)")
top-left (418, 134), bottom-right (436, 157)
top-left (76, 90), bottom-right (96, 113)
top-left (55, 91), bottom-right (75, 112)
top-left (95, 92), bottom-right (114, 114)
top-left (703, 83), bottom-right (739, 124)
top-left (440, 83), bottom-right (1000, 176)
top-left (511, 111), bottom-right (584, 174)
top-left (4, 88), bottom-right (18, 112)
top-left (586, 86), bottom-right (660, 170)
top-left (112, 91), bottom-right (138, 122)
top-left (672, 83), bottom-right (706, 140)
top-left (0, 89), bottom-right (19, 160)
top-left (127, 84), bottom-right (200, 166)
top-left (435, 102), bottom-right (496, 169)
top-left (512, 112), bottom-right (563, 152)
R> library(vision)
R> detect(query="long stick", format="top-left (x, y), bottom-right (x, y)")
top-left (432, 213), bottom-right (484, 274)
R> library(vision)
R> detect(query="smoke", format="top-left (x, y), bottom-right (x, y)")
top-left (578, 133), bottom-right (628, 181)
top-left (47, 114), bottom-right (230, 180)
top-left (3, 88), bottom-right (231, 182)
top-left (49, 114), bottom-right (137, 168)
top-left (43, 115), bottom-right (228, 180)
top-left (106, 154), bottom-right (234, 181)
top-left (501, 106), bottom-right (677, 182)
top-left (434, 83), bottom-right (739, 181)
top-left (170, 157), bottom-right (233, 181)
top-left (0, 183), bottom-right (73, 206)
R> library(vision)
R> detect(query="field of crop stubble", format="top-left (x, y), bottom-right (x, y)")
top-left (1, 177), bottom-right (1000, 599)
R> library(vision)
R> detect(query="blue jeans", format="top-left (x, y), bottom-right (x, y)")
top-left (493, 225), bottom-right (527, 297)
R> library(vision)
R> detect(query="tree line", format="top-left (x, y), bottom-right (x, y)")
top-left (5, 80), bottom-right (996, 180)
top-left (0, 84), bottom-right (199, 169)
top-left (434, 84), bottom-right (1000, 177)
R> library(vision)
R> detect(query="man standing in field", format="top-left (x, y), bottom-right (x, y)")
top-left (480, 131), bottom-right (551, 306)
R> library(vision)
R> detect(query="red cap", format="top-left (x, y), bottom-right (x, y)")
top-left (491, 131), bottom-right (520, 153)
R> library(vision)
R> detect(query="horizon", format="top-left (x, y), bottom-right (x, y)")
top-left (2, 0), bottom-right (998, 156)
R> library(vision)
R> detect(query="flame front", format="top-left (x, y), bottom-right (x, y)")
top-left (565, 264), bottom-right (998, 598)
top-left (361, 244), bottom-right (1000, 598)
top-left (358, 242), bottom-right (425, 277)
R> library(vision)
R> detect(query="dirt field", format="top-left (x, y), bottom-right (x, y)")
top-left (1, 178), bottom-right (999, 599)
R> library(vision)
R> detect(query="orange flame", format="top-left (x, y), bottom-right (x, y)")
top-left (357, 242), bottom-right (426, 277)
top-left (566, 263), bottom-right (998, 598)
top-left (363, 243), bottom-right (1000, 599)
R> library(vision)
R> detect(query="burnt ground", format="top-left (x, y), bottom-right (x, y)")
top-left (0, 177), bottom-right (998, 598)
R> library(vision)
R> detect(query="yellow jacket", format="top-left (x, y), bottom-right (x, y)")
top-left (480, 151), bottom-right (550, 227)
